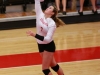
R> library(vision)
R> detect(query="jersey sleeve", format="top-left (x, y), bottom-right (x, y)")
top-left (43, 18), bottom-right (56, 42)
top-left (35, 0), bottom-right (44, 16)
top-left (43, 27), bottom-right (56, 42)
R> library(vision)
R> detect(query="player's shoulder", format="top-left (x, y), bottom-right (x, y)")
top-left (46, 18), bottom-right (56, 27)
top-left (47, 18), bottom-right (54, 22)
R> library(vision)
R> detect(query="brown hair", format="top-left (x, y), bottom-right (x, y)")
top-left (51, 4), bottom-right (65, 27)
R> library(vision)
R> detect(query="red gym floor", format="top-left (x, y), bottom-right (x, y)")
top-left (0, 46), bottom-right (100, 68)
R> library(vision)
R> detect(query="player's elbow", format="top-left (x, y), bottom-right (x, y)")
top-left (44, 37), bottom-right (52, 43)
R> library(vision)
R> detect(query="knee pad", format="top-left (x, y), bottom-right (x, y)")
top-left (51, 64), bottom-right (59, 72)
top-left (42, 69), bottom-right (50, 75)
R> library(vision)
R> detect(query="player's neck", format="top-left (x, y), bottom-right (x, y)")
top-left (45, 14), bottom-right (51, 19)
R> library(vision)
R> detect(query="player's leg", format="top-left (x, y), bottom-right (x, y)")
top-left (50, 57), bottom-right (64, 75)
top-left (42, 51), bottom-right (54, 75)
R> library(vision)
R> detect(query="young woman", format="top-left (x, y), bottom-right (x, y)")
top-left (78, 0), bottom-right (98, 15)
top-left (26, 0), bottom-right (65, 75)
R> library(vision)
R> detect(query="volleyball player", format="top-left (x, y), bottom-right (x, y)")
top-left (26, 0), bottom-right (65, 75)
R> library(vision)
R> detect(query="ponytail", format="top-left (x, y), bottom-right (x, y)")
top-left (50, 4), bottom-right (66, 27)
top-left (55, 17), bottom-right (65, 27)
top-left (51, 15), bottom-right (65, 27)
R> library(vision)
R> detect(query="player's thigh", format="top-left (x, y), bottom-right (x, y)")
top-left (42, 51), bottom-right (54, 69)
top-left (50, 57), bottom-right (57, 67)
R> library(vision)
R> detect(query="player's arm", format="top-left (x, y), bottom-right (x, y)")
top-left (26, 26), bottom-right (56, 43)
top-left (35, 0), bottom-right (44, 16)
top-left (35, 26), bottom-right (56, 43)
top-left (35, 19), bottom-right (56, 43)
top-left (26, 18), bottom-right (56, 43)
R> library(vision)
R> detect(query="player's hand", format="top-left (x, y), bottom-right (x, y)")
top-left (26, 30), bottom-right (36, 37)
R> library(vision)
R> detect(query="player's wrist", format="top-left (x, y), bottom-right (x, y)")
top-left (34, 33), bottom-right (36, 37)
top-left (32, 33), bottom-right (36, 37)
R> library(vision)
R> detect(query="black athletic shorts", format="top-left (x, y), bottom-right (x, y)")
top-left (37, 41), bottom-right (56, 52)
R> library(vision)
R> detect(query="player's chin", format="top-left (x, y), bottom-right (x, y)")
top-left (44, 11), bottom-right (47, 14)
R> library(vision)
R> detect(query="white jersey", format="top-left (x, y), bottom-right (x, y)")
top-left (35, 0), bottom-right (56, 44)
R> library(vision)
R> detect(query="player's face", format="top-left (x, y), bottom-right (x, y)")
top-left (44, 6), bottom-right (54, 15)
